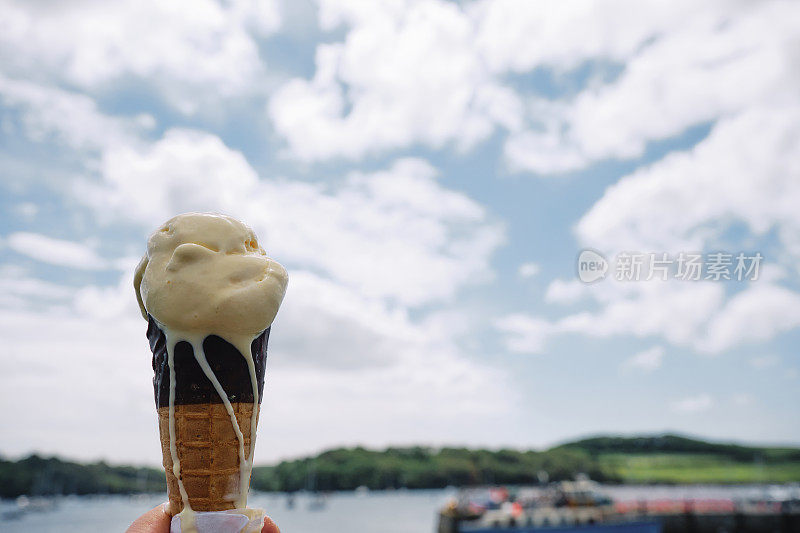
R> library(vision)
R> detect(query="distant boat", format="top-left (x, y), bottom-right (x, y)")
top-left (1, 495), bottom-right (58, 521)
top-left (305, 459), bottom-right (327, 511)
top-left (307, 493), bottom-right (327, 511)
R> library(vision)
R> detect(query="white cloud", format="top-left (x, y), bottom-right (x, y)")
top-left (504, 127), bottom-right (587, 175)
top-left (0, 0), bottom-right (280, 113)
top-left (699, 284), bottom-right (800, 353)
top-left (0, 264), bottom-right (76, 308)
top-left (498, 281), bottom-right (726, 354)
top-left (494, 314), bottom-right (551, 354)
top-left (576, 105), bottom-right (800, 255)
top-left (0, 272), bottom-right (157, 462)
top-left (470, 0), bottom-right (691, 74)
top-left (504, 0), bottom-right (800, 173)
top-left (0, 74), bottom-right (151, 151)
top-left (6, 232), bottom-right (110, 270)
top-left (269, 0), bottom-right (522, 160)
top-left (622, 346), bottom-right (665, 373)
top-left (500, 276), bottom-right (800, 356)
top-left (670, 393), bottom-right (714, 414)
top-left (79, 129), bottom-right (504, 306)
top-left (517, 262), bottom-right (540, 278)
top-left (267, 0), bottom-right (800, 173)
top-left (82, 128), bottom-right (259, 224)
top-left (234, 0), bottom-right (283, 36)
top-left (544, 278), bottom-right (585, 304)
top-left (273, 270), bottom-right (419, 369)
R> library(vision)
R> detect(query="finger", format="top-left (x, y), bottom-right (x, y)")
top-left (126, 503), bottom-right (171, 533)
top-left (261, 515), bottom-right (280, 533)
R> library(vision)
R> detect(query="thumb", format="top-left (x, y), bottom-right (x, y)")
top-left (261, 515), bottom-right (280, 533)
top-left (126, 503), bottom-right (171, 533)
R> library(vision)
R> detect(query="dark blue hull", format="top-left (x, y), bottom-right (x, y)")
top-left (461, 521), bottom-right (661, 533)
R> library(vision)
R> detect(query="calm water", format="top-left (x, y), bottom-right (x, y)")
top-left (1, 485), bottom-right (796, 533)
top-left (0, 489), bottom-right (454, 533)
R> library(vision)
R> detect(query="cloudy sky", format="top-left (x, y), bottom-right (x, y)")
top-left (1, 0), bottom-right (799, 465)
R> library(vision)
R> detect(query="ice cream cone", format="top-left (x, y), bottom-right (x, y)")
top-left (147, 317), bottom-right (271, 515)
top-left (159, 402), bottom-right (258, 513)
top-left (135, 213), bottom-right (288, 525)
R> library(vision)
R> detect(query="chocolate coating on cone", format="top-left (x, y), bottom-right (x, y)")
top-left (148, 315), bottom-right (269, 408)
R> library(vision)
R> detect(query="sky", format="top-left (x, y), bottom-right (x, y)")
top-left (1, 0), bottom-right (799, 466)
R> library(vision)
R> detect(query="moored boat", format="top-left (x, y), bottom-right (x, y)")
top-left (437, 480), bottom-right (800, 533)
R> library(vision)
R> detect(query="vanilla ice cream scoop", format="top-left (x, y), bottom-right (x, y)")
top-left (134, 212), bottom-right (288, 336)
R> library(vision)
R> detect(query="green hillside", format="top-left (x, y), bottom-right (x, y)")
top-left (557, 434), bottom-right (800, 461)
top-left (557, 434), bottom-right (800, 484)
top-left (0, 455), bottom-right (164, 499)
top-left (2, 434), bottom-right (799, 498)
top-left (250, 446), bottom-right (611, 492)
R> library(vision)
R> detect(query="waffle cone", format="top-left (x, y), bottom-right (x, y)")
top-left (158, 402), bottom-right (259, 513)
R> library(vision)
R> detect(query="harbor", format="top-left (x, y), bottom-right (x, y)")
top-left (437, 481), bottom-right (800, 533)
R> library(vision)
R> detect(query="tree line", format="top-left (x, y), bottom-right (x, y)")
top-left (250, 446), bottom-right (613, 492)
top-left (2, 434), bottom-right (797, 498)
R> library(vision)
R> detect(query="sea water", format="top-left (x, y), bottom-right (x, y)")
top-left (0, 485), bottom-right (795, 533)
top-left (0, 489), bottom-right (454, 533)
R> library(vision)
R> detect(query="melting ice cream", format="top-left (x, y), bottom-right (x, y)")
top-left (134, 212), bottom-right (288, 532)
